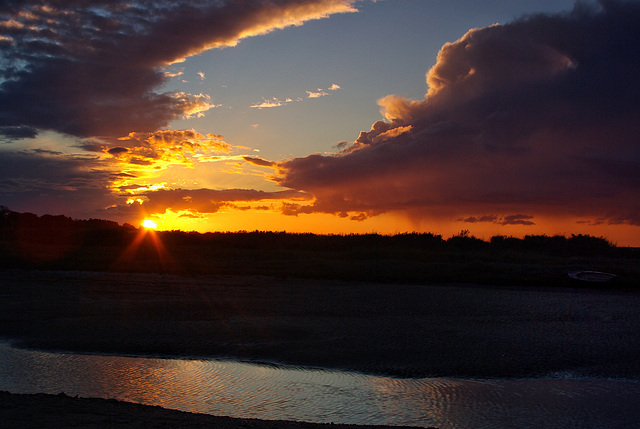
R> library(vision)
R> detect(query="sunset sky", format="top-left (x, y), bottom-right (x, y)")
top-left (1, 0), bottom-right (639, 245)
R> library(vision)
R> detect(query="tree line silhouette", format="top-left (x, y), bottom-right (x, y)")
top-left (0, 207), bottom-right (624, 253)
top-left (1, 207), bottom-right (638, 287)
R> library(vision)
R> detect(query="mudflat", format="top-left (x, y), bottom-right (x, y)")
top-left (1, 269), bottom-right (639, 379)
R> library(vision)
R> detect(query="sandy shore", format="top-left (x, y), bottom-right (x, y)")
top-left (1, 269), bottom-right (639, 426)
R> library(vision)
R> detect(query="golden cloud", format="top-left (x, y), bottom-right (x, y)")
top-left (113, 130), bottom-right (229, 166)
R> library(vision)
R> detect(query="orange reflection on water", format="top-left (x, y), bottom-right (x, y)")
top-left (82, 355), bottom-right (218, 412)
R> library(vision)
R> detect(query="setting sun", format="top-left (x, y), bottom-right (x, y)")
top-left (142, 219), bottom-right (158, 229)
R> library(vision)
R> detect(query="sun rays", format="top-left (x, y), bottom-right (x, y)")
top-left (113, 223), bottom-right (174, 272)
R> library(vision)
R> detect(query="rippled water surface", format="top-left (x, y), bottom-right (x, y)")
top-left (1, 342), bottom-right (639, 428)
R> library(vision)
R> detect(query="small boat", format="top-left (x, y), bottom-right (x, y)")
top-left (568, 271), bottom-right (617, 283)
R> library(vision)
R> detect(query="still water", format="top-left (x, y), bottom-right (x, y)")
top-left (1, 342), bottom-right (639, 428)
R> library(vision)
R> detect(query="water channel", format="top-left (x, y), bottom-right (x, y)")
top-left (1, 342), bottom-right (638, 428)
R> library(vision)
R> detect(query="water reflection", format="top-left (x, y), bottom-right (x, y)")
top-left (1, 342), bottom-right (639, 428)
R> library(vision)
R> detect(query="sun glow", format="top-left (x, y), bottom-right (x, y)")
top-left (142, 219), bottom-right (158, 229)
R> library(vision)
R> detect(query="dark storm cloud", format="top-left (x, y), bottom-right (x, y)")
top-left (0, 0), bottom-right (357, 139)
top-left (276, 1), bottom-right (640, 226)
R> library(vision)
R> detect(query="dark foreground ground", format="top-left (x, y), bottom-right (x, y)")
top-left (1, 269), bottom-right (639, 427)
top-left (0, 391), bottom-right (423, 429)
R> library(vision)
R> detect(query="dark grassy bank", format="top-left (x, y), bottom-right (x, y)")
top-left (1, 209), bottom-right (639, 288)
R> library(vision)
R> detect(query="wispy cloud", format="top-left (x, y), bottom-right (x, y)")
top-left (251, 83), bottom-right (341, 108)
top-left (307, 83), bottom-right (341, 98)
top-left (306, 89), bottom-right (329, 98)
top-left (250, 97), bottom-right (294, 109)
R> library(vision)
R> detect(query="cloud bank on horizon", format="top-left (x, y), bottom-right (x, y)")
top-left (1, 0), bottom-right (639, 239)
top-left (277, 1), bottom-right (640, 227)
